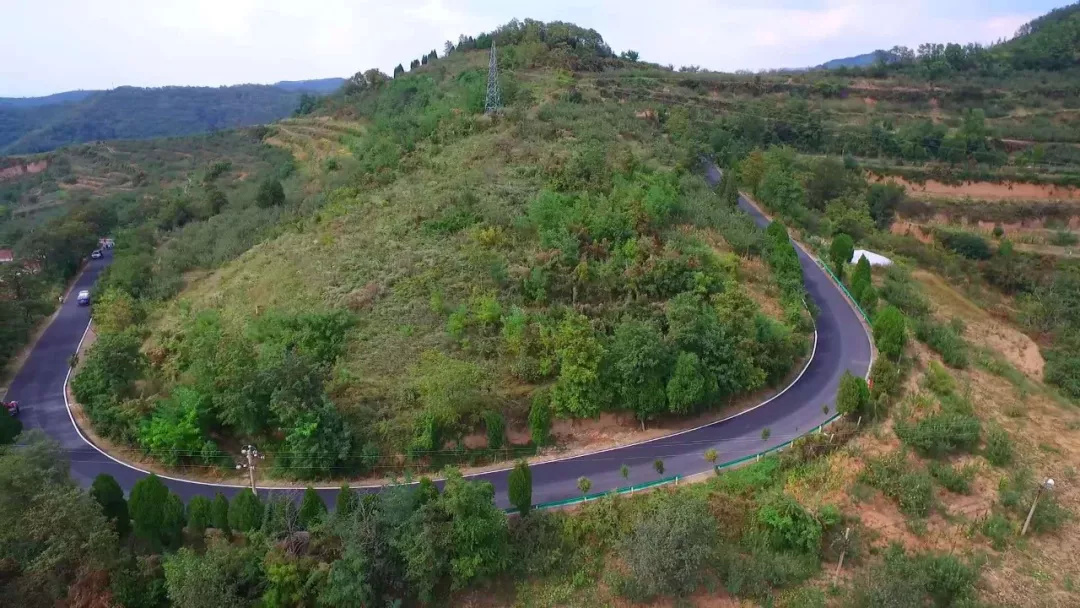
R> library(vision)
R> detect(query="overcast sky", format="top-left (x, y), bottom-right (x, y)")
top-left (0, 0), bottom-right (1067, 97)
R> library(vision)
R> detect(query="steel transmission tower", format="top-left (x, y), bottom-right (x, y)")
top-left (485, 43), bottom-right (502, 114)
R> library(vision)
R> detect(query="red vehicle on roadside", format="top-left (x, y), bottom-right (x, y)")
top-left (3, 400), bottom-right (18, 416)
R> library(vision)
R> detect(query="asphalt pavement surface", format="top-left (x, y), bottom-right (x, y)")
top-left (6, 164), bottom-right (873, 508)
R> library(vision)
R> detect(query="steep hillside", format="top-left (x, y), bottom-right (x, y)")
top-left (0, 129), bottom-right (292, 376)
top-left (0, 80), bottom-right (340, 154)
top-left (73, 21), bottom-right (811, 482)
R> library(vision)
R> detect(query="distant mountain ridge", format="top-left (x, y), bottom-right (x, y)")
top-left (0, 78), bottom-right (344, 154)
top-left (817, 51), bottom-right (887, 70)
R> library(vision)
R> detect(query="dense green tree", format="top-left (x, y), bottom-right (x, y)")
top-left (91, 473), bottom-right (130, 538)
top-left (528, 389), bottom-right (552, 445)
top-left (484, 410), bottom-right (505, 449)
top-left (508, 460), bottom-right (532, 515)
top-left (400, 469), bottom-right (508, 600)
top-left (163, 544), bottom-right (256, 608)
top-left (836, 371), bottom-right (871, 417)
top-left (617, 493), bottom-right (717, 599)
top-left (720, 167), bottom-right (740, 206)
top-left (138, 387), bottom-right (209, 466)
top-left (202, 185), bottom-right (228, 217)
top-left (255, 178), bottom-right (285, 208)
top-left (299, 486), bottom-right (327, 529)
top-left (873, 306), bottom-right (908, 360)
top-left (805, 156), bottom-right (851, 210)
top-left (336, 483), bottom-right (359, 518)
top-left (867, 181), bottom-right (905, 229)
top-left (830, 234), bottom-right (855, 278)
top-left (0, 431), bottom-right (117, 603)
top-left (71, 329), bottom-right (145, 410)
top-left (666, 351), bottom-right (708, 414)
top-left (607, 318), bottom-right (671, 427)
top-left (211, 492), bottom-right (231, 535)
top-left (0, 407), bottom-right (22, 444)
top-left (229, 488), bottom-right (264, 533)
top-left (128, 473), bottom-right (170, 548)
top-left (550, 314), bottom-right (606, 418)
top-left (187, 495), bottom-right (212, 534)
top-left (393, 64), bottom-right (405, 78)
top-left (161, 493), bottom-right (186, 549)
top-left (851, 255), bottom-right (872, 297)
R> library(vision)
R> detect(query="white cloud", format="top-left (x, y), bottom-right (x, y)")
top-left (0, 0), bottom-right (1050, 96)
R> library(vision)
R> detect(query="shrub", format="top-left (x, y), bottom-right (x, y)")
top-left (861, 452), bottom-right (934, 517)
top-left (896, 411), bottom-right (981, 457)
top-left (984, 426), bottom-right (1014, 467)
top-left (830, 233), bottom-right (855, 277)
top-left (756, 493), bottom-right (823, 554)
top-left (850, 545), bottom-right (981, 608)
top-left (508, 460), bottom-right (532, 515)
top-left (922, 360), bottom-right (955, 395)
top-left (872, 306), bottom-right (907, 360)
top-left (980, 512), bottom-right (1012, 550)
top-left (1050, 230), bottom-right (1079, 246)
top-left (869, 357), bottom-right (902, 401)
top-left (836, 371), bottom-right (871, 418)
top-left (528, 389), bottom-right (551, 446)
top-left (616, 493), bottom-right (717, 600)
top-left (718, 545), bottom-right (819, 600)
top-left (484, 411), bottom-right (505, 450)
top-left (255, 178), bottom-right (285, 208)
top-left (914, 318), bottom-right (969, 368)
top-left (938, 230), bottom-right (991, 260)
top-left (928, 462), bottom-right (975, 494)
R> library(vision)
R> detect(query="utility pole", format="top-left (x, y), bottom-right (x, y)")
top-left (484, 42), bottom-right (502, 114)
top-left (236, 444), bottom-right (264, 495)
top-left (1021, 478), bottom-right (1055, 536)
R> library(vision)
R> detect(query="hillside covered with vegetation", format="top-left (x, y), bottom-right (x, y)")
top-left (2, 7), bottom-right (1080, 607)
top-left (0, 130), bottom-right (293, 376)
top-left (0, 80), bottom-right (341, 154)
top-left (64, 19), bottom-right (810, 481)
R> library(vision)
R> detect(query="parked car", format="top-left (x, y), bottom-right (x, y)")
top-left (77, 290), bottom-right (91, 306)
top-left (3, 400), bottom-right (17, 417)
top-left (90, 249), bottom-right (103, 259)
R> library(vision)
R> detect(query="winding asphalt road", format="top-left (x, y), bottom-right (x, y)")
top-left (6, 164), bottom-right (872, 508)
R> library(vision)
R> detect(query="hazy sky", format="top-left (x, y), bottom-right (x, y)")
top-left (0, 0), bottom-right (1067, 97)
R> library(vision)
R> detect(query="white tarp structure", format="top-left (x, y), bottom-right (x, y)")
top-left (851, 249), bottom-right (893, 267)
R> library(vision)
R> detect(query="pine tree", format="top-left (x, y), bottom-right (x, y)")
top-left (829, 234), bottom-right (855, 279)
top-left (229, 488), bottom-right (264, 533)
top-left (507, 460), bottom-right (532, 515)
top-left (299, 486), bottom-right (327, 529)
top-left (211, 492), bottom-right (231, 536)
top-left (129, 474), bottom-right (169, 547)
top-left (335, 483), bottom-right (358, 518)
top-left (187, 495), bottom-right (212, 534)
top-left (393, 63), bottom-right (405, 78)
top-left (91, 473), bottom-right (130, 538)
top-left (161, 493), bottom-right (186, 549)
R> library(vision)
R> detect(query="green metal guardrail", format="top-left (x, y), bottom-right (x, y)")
top-left (817, 260), bottom-right (872, 325)
top-left (506, 413), bottom-right (844, 514)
